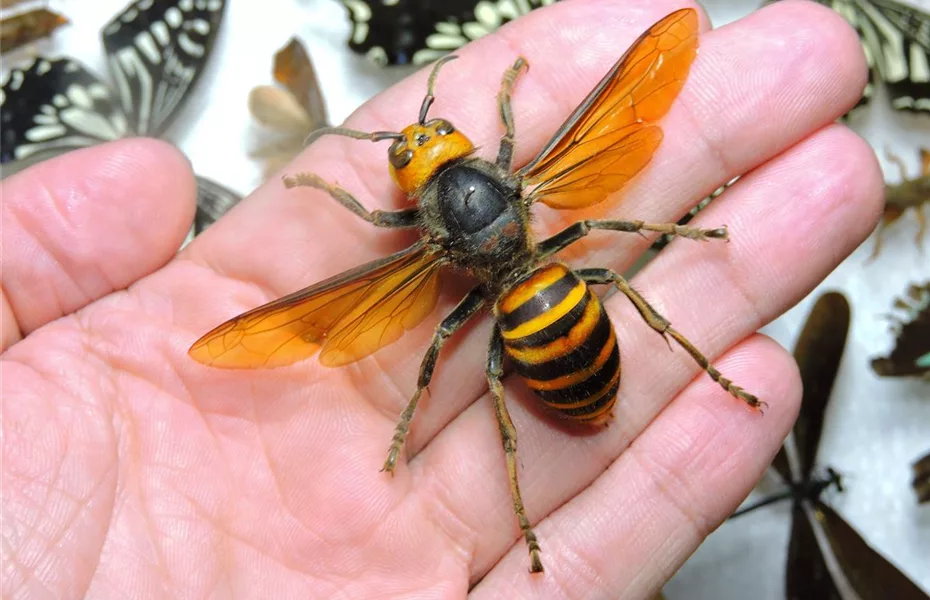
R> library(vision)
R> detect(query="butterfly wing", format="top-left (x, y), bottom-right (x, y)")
top-left (791, 292), bottom-right (851, 480)
top-left (0, 58), bottom-right (127, 163)
top-left (767, 292), bottom-right (851, 486)
top-left (101, 0), bottom-right (227, 135)
top-left (273, 37), bottom-right (329, 127)
top-left (340, 0), bottom-right (559, 66)
top-left (516, 8), bottom-right (699, 209)
top-left (188, 242), bottom-right (445, 369)
top-left (913, 451), bottom-right (930, 504)
top-left (0, 8), bottom-right (69, 53)
top-left (808, 0), bottom-right (930, 114)
top-left (787, 500), bottom-right (930, 599)
top-left (860, 0), bottom-right (930, 113)
top-left (192, 176), bottom-right (243, 236)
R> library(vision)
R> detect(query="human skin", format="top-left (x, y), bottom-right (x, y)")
top-left (1, 0), bottom-right (882, 598)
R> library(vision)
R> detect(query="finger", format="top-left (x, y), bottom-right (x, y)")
top-left (473, 336), bottom-right (797, 597)
top-left (412, 123), bottom-right (882, 580)
top-left (0, 139), bottom-right (196, 349)
top-left (175, 0), bottom-right (866, 441)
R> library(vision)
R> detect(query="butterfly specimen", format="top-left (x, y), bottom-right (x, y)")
top-left (100, 0), bottom-right (226, 136)
top-left (248, 37), bottom-right (329, 181)
top-left (871, 281), bottom-right (930, 377)
top-left (192, 176), bottom-right (244, 237)
top-left (869, 147), bottom-right (930, 261)
top-left (0, 57), bottom-right (126, 165)
top-left (766, 0), bottom-right (929, 114)
top-left (189, 9), bottom-right (763, 573)
top-left (913, 451), bottom-right (930, 503)
top-left (0, 0), bottom-right (238, 236)
top-left (0, 6), bottom-right (68, 53)
top-left (730, 291), bottom-right (929, 598)
top-left (341, 0), bottom-right (559, 66)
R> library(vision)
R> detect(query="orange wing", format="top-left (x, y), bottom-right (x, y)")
top-left (517, 8), bottom-right (699, 209)
top-left (273, 37), bottom-right (328, 126)
top-left (188, 242), bottom-right (445, 369)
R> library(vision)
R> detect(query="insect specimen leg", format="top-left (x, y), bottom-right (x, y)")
top-left (488, 326), bottom-right (544, 573)
top-left (382, 287), bottom-right (486, 473)
top-left (496, 57), bottom-right (529, 171)
top-left (869, 151), bottom-right (910, 260)
top-left (283, 173), bottom-right (420, 228)
top-left (577, 268), bottom-right (764, 410)
top-left (868, 211), bottom-right (897, 262)
top-left (537, 219), bottom-right (728, 258)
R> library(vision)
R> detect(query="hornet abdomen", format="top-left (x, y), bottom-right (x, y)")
top-left (495, 263), bottom-right (620, 424)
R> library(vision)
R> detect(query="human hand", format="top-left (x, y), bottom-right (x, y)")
top-left (2, 1), bottom-right (881, 597)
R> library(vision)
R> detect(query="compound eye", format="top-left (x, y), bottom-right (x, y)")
top-left (389, 141), bottom-right (414, 169)
top-left (433, 119), bottom-right (455, 135)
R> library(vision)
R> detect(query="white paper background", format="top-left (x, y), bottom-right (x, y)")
top-left (2, 0), bottom-right (929, 597)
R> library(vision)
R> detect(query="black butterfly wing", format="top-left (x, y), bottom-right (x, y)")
top-left (786, 501), bottom-right (845, 600)
top-left (764, 292), bottom-right (851, 487)
top-left (780, 293), bottom-right (850, 597)
top-left (792, 501), bottom-right (930, 599)
top-left (1, 58), bottom-right (127, 164)
top-left (782, 291), bottom-right (928, 598)
top-left (193, 175), bottom-right (243, 235)
top-left (340, 0), bottom-right (559, 66)
top-left (913, 452), bottom-right (930, 504)
top-left (101, 0), bottom-right (227, 136)
top-left (790, 292), bottom-right (851, 482)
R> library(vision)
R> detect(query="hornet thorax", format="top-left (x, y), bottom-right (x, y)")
top-left (417, 157), bottom-right (535, 286)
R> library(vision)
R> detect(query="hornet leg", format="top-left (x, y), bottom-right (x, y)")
top-left (496, 57), bottom-right (529, 171)
top-left (578, 268), bottom-right (765, 411)
top-left (488, 326), bottom-right (544, 573)
top-left (537, 219), bottom-right (728, 258)
top-left (382, 288), bottom-right (486, 473)
top-left (283, 173), bottom-right (420, 228)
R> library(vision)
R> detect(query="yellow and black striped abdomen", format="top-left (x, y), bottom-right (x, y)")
top-left (495, 263), bottom-right (620, 424)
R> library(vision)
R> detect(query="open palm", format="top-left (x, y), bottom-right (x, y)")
top-left (2, 1), bottom-right (881, 598)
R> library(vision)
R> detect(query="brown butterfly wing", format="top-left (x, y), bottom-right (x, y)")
top-left (273, 37), bottom-right (328, 127)
top-left (517, 8), bottom-right (699, 209)
top-left (188, 242), bottom-right (444, 369)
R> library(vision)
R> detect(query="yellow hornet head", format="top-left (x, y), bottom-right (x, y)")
top-left (387, 118), bottom-right (474, 195)
top-left (302, 55), bottom-right (473, 195)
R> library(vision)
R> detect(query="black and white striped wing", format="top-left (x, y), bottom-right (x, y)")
top-left (0, 58), bottom-right (128, 164)
top-left (341, 0), bottom-right (559, 67)
top-left (860, 0), bottom-right (930, 113)
top-left (194, 175), bottom-right (243, 235)
top-left (816, 0), bottom-right (877, 111)
top-left (101, 0), bottom-right (227, 136)
top-left (771, 0), bottom-right (929, 114)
